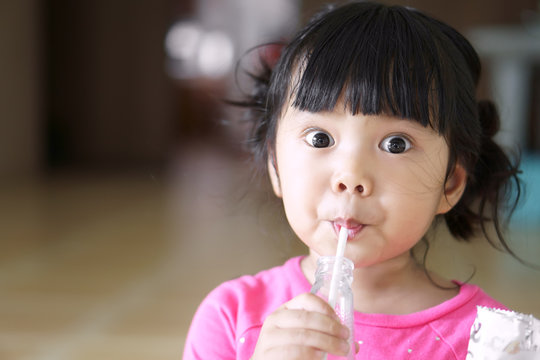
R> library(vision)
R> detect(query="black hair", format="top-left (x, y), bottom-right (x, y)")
top-left (234, 2), bottom-right (522, 259)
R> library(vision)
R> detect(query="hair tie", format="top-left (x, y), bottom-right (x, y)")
top-left (258, 43), bottom-right (285, 69)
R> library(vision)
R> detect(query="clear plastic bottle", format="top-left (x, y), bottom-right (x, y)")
top-left (310, 256), bottom-right (355, 360)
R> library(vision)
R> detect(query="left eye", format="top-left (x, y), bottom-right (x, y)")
top-left (380, 135), bottom-right (411, 154)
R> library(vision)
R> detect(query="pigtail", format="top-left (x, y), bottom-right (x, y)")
top-left (226, 45), bottom-right (279, 173)
top-left (445, 100), bottom-right (522, 257)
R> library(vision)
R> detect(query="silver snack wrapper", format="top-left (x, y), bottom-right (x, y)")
top-left (467, 306), bottom-right (540, 359)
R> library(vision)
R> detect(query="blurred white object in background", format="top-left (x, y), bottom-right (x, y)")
top-left (197, 31), bottom-right (235, 78)
top-left (165, 21), bottom-right (202, 61)
top-left (165, 0), bottom-right (299, 80)
top-left (165, 21), bottom-right (234, 79)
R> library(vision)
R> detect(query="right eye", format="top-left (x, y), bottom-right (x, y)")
top-left (305, 130), bottom-right (335, 148)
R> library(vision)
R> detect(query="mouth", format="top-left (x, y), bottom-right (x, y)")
top-left (332, 218), bottom-right (364, 238)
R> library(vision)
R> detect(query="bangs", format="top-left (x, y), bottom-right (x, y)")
top-left (275, 3), bottom-right (477, 134)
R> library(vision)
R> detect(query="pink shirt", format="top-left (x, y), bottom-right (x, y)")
top-left (183, 256), bottom-right (506, 359)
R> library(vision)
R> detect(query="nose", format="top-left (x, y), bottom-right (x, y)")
top-left (331, 158), bottom-right (373, 196)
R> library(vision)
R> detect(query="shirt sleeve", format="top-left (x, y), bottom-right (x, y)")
top-left (183, 284), bottom-right (239, 360)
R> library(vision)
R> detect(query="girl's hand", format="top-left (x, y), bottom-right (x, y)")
top-left (251, 292), bottom-right (351, 359)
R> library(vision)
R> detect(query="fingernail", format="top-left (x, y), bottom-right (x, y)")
top-left (340, 340), bottom-right (350, 355)
top-left (340, 325), bottom-right (349, 338)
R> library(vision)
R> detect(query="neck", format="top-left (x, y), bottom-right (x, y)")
top-left (301, 252), bottom-right (458, 315)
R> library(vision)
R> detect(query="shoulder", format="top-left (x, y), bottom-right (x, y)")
top-left (205, 255), bottom-right (309, 319)
top-left (427, 282), bottom-right (507, 358)
top-left (452, 282), bottom-right (508, 315)
top-left (183, 256), bottom-right (309, 359)
top-left (426, 282), bottom-right (507, 330)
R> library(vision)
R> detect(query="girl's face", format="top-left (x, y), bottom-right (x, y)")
top-left (269, 103), bottom-right (466, 268)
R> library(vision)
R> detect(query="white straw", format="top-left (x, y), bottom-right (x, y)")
top-left (327, 226), bottom-right (348, 308)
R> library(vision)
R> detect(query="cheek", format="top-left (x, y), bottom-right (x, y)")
top-left (275, 134), bottom-right (320, 199)
top-left (383, 150), bottom-right (447, 196)
top-left (275, 149), bottom-right (308, 220)
top-left (384, 166), bottom-right (445, 217)
top-left (378, 192), bottom-right (438, 260)
top-left (275, 147), bottom-right (327, 237)
top-left (279, 178), bottom-right (320, 245)
top-left (379, 160), bottom-right (446, 235)
top-left (279, 160), bottom-right (322, 217)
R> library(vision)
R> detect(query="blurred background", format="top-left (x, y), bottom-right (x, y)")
top-left (1, 0), bottom-right (539, 359)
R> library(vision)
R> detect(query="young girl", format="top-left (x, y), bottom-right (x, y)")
top-left (183, 2), bottom-right (522, 359)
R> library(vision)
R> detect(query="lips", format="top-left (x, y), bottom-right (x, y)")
top-left (332, 218), bottom-right (364, 238)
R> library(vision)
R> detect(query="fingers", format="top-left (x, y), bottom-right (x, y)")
top-left (264, 326), bottom-right (351, 356)
top-left (270, 308), bottom-right (349, 339)
top-left (259, 344), bottom-right (326, 360)
top-left (281, 293), bottom-right (339, 318)
top-left (277, 293), bottom-right (348, 337)
top-left (252, 293), bottom-right (351, 359)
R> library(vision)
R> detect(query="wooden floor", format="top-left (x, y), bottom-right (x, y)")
top-left (1, 144), bottom-right (538, 360)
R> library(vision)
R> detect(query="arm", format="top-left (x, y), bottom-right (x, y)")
top-left (183, 287), bottom-right (238, 360)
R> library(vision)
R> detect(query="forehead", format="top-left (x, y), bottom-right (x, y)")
top-left (278, 48), bottom-right (443, 137)
top-left (279, 70), bottom-right (437, 135)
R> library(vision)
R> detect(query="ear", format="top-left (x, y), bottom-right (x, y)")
top-left (437, 163), bottom-right (467, 214)
top-left (267, 153), bottom-right (282, 198)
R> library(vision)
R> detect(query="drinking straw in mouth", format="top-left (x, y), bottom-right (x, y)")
top-left (327, 226), bottom-right (348, 308)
